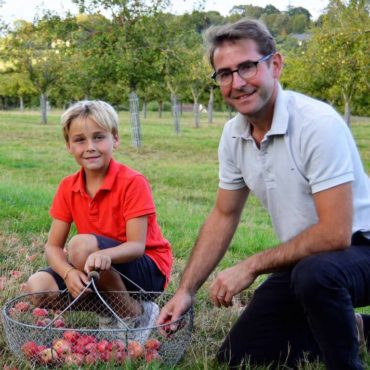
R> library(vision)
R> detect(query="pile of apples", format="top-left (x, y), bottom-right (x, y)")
top-left (21, 331), bottom-right (161, 366)
top-left (9, 301), bottom-right (66, 328)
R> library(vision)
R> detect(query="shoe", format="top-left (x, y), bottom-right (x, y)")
top-left (355, 313), bottom-right (366, 353)
top-left (132, 301), bottom-right (159, 344)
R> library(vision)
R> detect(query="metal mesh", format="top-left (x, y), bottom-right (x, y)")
top-left (2, 288), bottom-right (193, 367)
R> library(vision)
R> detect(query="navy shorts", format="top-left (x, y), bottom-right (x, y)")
top-left (42, 234), bottom-right (165, 293)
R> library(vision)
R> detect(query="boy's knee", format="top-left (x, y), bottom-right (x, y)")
top-left (27, 271), bottom-right (58, 293)
top-left (67, 234), bottom-right (98, 264)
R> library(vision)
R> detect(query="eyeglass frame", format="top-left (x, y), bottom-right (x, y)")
top-left (211, 52), bottom-right (275, 86)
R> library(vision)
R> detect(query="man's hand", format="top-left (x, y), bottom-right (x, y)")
top-left (84, 252), bottom-right (112, 274)
top-left (64, 269), bottom-right (90, 298)
top-left (157, 290), bottom-right (193, 335)
top-left (210, 259), bottom-right (257, 307)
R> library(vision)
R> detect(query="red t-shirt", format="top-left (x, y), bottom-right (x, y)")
top-left (50, 159), bottom-right (173, 286)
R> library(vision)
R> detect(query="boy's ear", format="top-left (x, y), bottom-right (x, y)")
top-left (66, 141), bottom-right (73, 153)
top-left (113, 135), bottom-right (120, 149)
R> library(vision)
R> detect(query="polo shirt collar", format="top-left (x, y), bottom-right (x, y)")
top-left (235, 83), bottom-right (289, 140)
top-left (71, 158), bottom-right (120, 194)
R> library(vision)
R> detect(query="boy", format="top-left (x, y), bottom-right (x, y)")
top-left (27, 100), bottom-right (172, 338)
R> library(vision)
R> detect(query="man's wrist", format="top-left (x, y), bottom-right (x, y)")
top-left (63, 266), bottom-right (75, 280)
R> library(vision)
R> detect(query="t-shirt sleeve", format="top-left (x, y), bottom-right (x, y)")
top-left (50, 180), bottom-right (73, 223)
top-left (123, 175), bottom-right (156, 220)
top-left (301, 115), bottom-right (354, 194)
top-left (218, 124), bottom-right (246, 190)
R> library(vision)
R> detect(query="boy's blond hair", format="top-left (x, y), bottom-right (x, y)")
top-left (61, 100), bottom-right (119, 142)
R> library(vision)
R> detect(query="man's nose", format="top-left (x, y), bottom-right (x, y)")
top-left (231, 71), bottom-right (246, 89)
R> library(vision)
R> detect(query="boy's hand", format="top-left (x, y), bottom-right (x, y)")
top-left (64, 269), bottom-right (91, 298)
top-left (84, 252), bottom-right (112, 273)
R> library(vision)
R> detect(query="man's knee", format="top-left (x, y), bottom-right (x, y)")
top-left (291, 254), bottom-right (341, 303)
top-left (68, 234), bottom-right (98, 267)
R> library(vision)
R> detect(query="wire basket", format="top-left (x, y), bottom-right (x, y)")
top-left (2, 271), bottom-right (193, 367)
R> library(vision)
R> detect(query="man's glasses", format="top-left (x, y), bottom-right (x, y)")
top-left (211, 53), bottom-right (274, 87)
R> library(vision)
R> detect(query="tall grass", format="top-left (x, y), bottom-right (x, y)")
top-left (0, 110), bottom-right (369, 369)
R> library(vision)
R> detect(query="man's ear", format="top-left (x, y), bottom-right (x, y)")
top-left (272, 52), bottom-right (284, 79)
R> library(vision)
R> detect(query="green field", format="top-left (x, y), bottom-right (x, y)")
top-left (0, 111), bottom-right (369, 369)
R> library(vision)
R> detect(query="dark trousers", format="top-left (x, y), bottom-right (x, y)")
top-left (217, 232), bottom-right (370, 369)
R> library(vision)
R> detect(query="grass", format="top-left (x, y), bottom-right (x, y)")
top-left (0, 110), bottom-right (369, 369)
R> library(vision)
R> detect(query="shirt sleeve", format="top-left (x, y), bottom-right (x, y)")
top-left (123, 175), bottom-right (156, 220)
top-left (50, 180), bottom-right (73, 223)
top-left (300, 115), bottom-right (354, 194)
top-left (218, 123), bottom-right (247, 190)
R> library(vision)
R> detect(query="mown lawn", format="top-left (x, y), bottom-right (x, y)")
top-left (0, 110), bottom-right (369, 369)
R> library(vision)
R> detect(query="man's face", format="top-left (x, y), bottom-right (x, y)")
top-left (213, 39), bottom-right (282, 119)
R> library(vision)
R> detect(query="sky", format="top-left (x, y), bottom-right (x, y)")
top-left (1, 0), bottom-right (330, 23)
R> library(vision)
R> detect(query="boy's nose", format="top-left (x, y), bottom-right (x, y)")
top-left (86, 139), bottom-right (96, 151)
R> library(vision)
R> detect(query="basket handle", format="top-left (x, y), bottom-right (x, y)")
top-left (88, 270), bottom-right (100, 282)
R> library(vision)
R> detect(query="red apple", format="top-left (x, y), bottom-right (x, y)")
top-left (145, 349), bottom-right (161, 363)
top-left (35, 318), bottom-right (51, 327)
top-left (38, 348), bottom-right (58, 364)
top-left (32, 307), bottom-right (48, 317)
top-left (14, 301), bottom-right (31, 312)
top-left (63, 330), bottom-right (80, 344)
top-left (53, 318), bottom-right (65, 328)
top-left (85, 341), bottom-right (98, 353)
top-left (52, 339), bottom-right (71, 357)
top-left (85, 351), bottom-right (99, 365)
top-left (21, 341), bottom-right (38, 359)
top-left (144, 338), bottom-right (161, 350)
top-left (97, 339), bottom-right (109, 353)
top-left (71, 344), bottom-right (85, 355)
top-left (64, 352), bottom-right (84, 366)
top-left (107, 339), bottom-right (126, 352)
top-left (127, 340), bottom-right (144, 359)
top-left (76, 334), bottom-right (96, 346)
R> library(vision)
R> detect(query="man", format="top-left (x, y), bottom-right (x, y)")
top-left (158, 18), bottom-right (370, 369)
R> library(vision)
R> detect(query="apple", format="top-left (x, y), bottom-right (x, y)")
top-left (14, 301), bottom-right (31, 312)
top-left (113, 350), bottom-right (127, 363)
top-left (35, 318), bottom-right (51, 327)
top-left (53, 318), bottom-right (65, 328)
top-left (32, 307), bottom-right (48, 317)
top-left (107, 339), bottom-right (126, 352)
top-left (64, 352), bottom-right (84, 366)
top-left (71, 344), bottom-right (85, 355)
top-left (85, 351), bottom-right (99, 365)
top-left (85, 341), bottom-right (98, 353)
top-left (76, 334), bottom-right (96, 346)
top-left (52, 339), bottom-right (71, 357)
top-left (38, 348), bottom-right (58, 365)
top-left (127, 340), bottom-right (144, 359)
top-left (145, 349), bottom-right (161, 363)
top-left (63, 330), bottom-right (80, 344)
top-left (97, 339), bottom-right (109, 353)
top-left (21, 341), bottom-right (38, 359)
top-left (144, 338), bottom-right (161, 351)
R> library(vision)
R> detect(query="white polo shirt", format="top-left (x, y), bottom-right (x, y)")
top-left (218, 85), bottom-right (370, 242)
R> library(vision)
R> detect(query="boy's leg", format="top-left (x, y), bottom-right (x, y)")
top-left (26, 271), bottom-right (60, 293)
top-left (217, 271), bottom-right (321, 369)
top-left (291, 243), bottom-right (370, 370)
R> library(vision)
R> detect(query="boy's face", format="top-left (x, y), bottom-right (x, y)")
top-left (67, 117), bottom-right (119, 175)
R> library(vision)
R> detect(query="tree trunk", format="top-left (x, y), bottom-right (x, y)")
top-left (158, 100), bottom-right (163, 118)
top-left (129, 91), bottom-right (141, 148)
top-left (19, 96), bottom-right (24, 112)
top-left (40, 93), bottom-right (48, 124)
top-left (208, 87), bottom-right (214, 124)
top-left (193, 99), bottom-right (200, 128)
top-left (171, 93), bottom-right (180, 135)
top-left (344, 99), bottom-right (351, 126)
